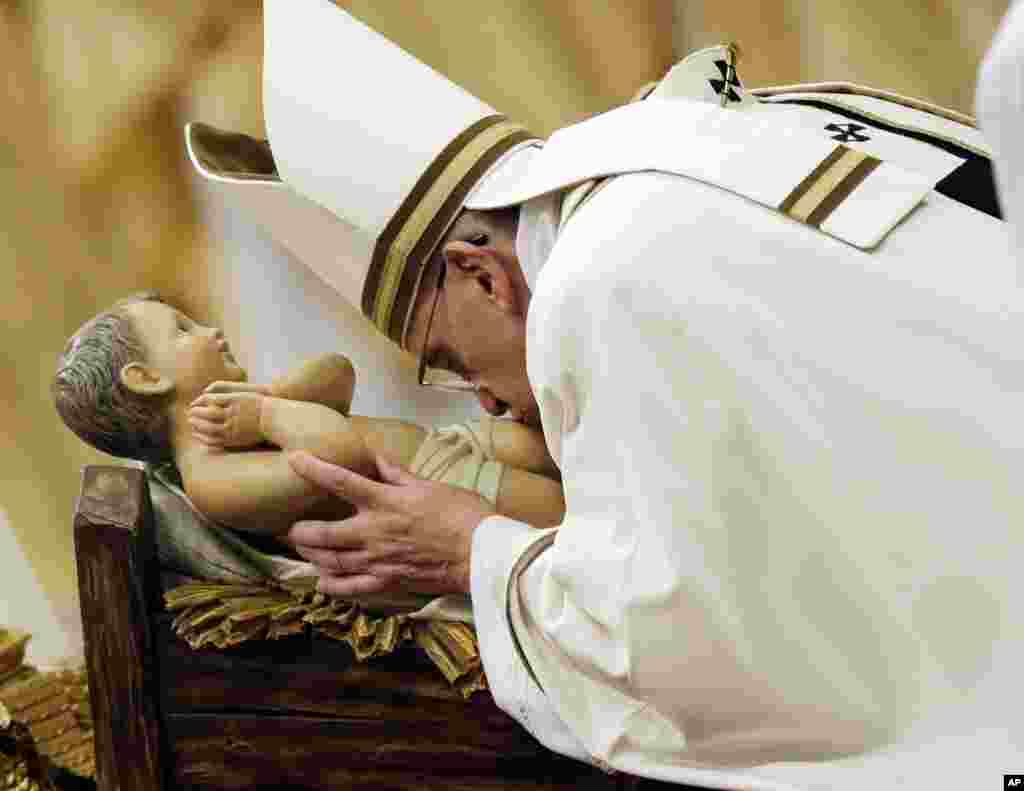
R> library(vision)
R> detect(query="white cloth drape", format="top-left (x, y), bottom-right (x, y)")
top-left (977, 0), bottom-right (1024, 253)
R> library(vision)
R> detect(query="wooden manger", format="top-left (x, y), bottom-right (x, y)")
top-left (73, 464), bottom-right (693, 790)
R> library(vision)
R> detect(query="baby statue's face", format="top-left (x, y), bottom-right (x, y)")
top-left (122, 300), bottom-right (246, 401)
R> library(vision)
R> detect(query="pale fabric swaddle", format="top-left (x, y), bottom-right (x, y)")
top-left (407, 416), bottom-right (505, 503)
top-left (148, 417), bottom-right (507, 624)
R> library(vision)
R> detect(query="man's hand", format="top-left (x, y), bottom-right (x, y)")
top-left (285, 451), bottom-right (496, 597)
top-left (188, 391), bottom-right (265, 448)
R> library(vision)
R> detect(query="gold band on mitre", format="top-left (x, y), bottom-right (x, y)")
top-left (361, 115), bottom-right (534, 347)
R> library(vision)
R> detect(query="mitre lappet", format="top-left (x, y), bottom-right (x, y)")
top-left (184, 0), bottom-right (542, 351)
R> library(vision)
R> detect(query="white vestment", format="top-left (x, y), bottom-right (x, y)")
top-left (977, 0), bottom-right (1024, 249)
top-left (470, 90), bottom-right (1024, 789)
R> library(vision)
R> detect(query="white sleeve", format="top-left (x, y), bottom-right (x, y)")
top-left (470, 173), bottom-right (832, 786)
top-left (470, 173), bottom-right (819, 788)
top-left (469, 516), bottom-right (593, 762)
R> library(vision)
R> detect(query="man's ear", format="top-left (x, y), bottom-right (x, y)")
top-left (119, 362), bottom-right (173, 396)
top-left (442, 240), bottom-right (516, 311)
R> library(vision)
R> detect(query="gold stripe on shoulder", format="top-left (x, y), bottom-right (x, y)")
top-left (805, 155), bottom-right (880, 228)
top-left (779, 145), bottom-right (881, 228)
top-left (779, 146), bottom-right (848, 216)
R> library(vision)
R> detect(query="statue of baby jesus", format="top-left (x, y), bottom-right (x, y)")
top-left (52, 292), bottom-right (564, 540)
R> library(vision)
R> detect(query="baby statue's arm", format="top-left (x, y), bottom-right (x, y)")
top-left (267, 353), bottom-right (356, 415)
top-left (181, 397), bottom-right (374, 534)
top-left (185, 389), bottom-right (564, 531)
top-left (203, 353), bottom-right (356, 416)
top-left (255, 409), bottom-right (565, 528)
top-left (493, 465), bottom-right (565, 528)
top-left (489, 420), bottom-right (561, 480)
top-left (182, 394), bottom-right (426, 534)
top-left (484, 420), bottom-right (564, 527)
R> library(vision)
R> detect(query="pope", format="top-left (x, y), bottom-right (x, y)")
top-left (189, 2), bottom-right (1024, 788)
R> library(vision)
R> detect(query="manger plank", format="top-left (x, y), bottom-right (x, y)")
top-left (166, 712), bottom-right (625, 790)
top-left (157, 618), bottom-right (547, 757)
top-left (158, 616), bottom-right (487, 713)
top-left (74, 464), bottom-right (168, 791)
top-left (157, 623), bottom-right (697, 790)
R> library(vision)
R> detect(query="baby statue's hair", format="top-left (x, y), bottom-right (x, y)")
top-left (53, 291), bottom-right (174, 462)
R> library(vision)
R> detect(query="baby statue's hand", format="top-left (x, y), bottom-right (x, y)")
top-left (188, 392), bottom-right (265, 449)
top-left (202, 381), bottom-right (271, 396)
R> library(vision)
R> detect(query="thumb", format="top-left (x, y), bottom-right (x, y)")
top-left (288, 450), bottom-right (379, 505)
top-left (374, 453), bottom-right (418, 485)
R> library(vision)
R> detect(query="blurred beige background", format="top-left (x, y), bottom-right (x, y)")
top-left (0, 0), bottom-right (1010, 663)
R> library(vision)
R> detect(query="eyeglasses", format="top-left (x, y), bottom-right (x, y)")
top-left (416, 260), bottom-right (479, 393)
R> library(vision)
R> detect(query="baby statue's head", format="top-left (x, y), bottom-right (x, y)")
top-left (53, 291), bottom-right (246, 462)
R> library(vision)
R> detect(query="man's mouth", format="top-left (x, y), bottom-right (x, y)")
top-left (509, 403), bottom-right (542, 427)
top-left (508, 406), bottom-right (538, 426)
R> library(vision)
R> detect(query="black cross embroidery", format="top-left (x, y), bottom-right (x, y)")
top-left (708, 59), bottom-right (742, 103)
top-left (825, 122), bottom-right (871, 143)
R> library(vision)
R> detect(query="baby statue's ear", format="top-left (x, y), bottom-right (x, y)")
top-left (120, 362), bottom-right (173, 396)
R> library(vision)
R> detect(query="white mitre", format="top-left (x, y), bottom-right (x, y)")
top-left (185, 0), bottom-right (541, 350)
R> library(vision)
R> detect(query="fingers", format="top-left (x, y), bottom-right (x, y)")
top-left (314, 563), bottom-right (448, 598)
top-left (288, 451), bottom-right (386, 506)
top-left (190, 392), bottom-right (234, 408)
top-left (293, 540), bottom-right (430, 572)
top-left (288, 517), bottom-right (369, 551)
top-left (190, 392), bottom-right (259, 413)
top-left (189, 424), bottom-right (223, 444)
top-left (188, 414), bottom-right (223, 445)
top-left (188, 406), bottom-right (223, 421)
top-left (188, 396), bottom-right (228, 436)
top-left (188, 394), bottom-right (251, 445)
top-left (293, 545), bottom-right (373, 573)
top-left (187, 399), bottom-right (226, 445)
top-left (203, 381), bottom-right (234, 394)
top-left (316, 573), bottom-right (389, 598)
top-left (202, 380), bottom-right (267, 395)
top-left (374, 453), bottom-right (418, 486)
top-left (191, 432), bottom-right (223, 447)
